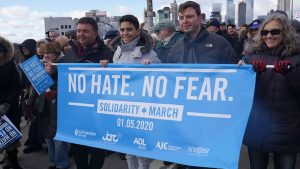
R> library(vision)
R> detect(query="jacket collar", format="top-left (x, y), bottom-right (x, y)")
top-left (111, 31), bottom-right (153, 54)
top-left (184, 26), bottom-right (208, 43)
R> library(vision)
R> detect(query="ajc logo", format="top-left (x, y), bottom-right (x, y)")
top-left (102, 131), bottom-right (119, 143)
top-left (156, 141), bottom-right (168, 150)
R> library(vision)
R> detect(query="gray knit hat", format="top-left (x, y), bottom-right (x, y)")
top-left (153, 20), bottom-right (175, 32)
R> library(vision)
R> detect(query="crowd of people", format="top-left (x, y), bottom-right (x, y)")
top-left (0, 1), bottom-right (299, 169)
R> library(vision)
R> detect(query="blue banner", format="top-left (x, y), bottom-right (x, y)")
top-left (20, 55), bottom-right (54, 95)
top-left (0, 115), bottom-right (22, 151)
top-left (56, 64), bottom-right (256, 169)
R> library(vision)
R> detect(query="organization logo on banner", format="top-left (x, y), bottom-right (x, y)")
top-left (74, 129), bottom-right (96, 138)
top-left (102, 131), bottom-right (120, 144)
top-left (187, 146), bottom-right (210, 156)
top-left (133, 137), bottom-right (147, 150)
top-left (156, 141), bottom-right (181, 151)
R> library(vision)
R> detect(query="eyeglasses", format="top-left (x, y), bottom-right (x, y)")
top-left (260, 29), bottom-right (281, 36)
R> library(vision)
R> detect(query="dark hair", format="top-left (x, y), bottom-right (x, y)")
top-left (77, 17), bottom-right (98, 32)
top-left (239, 24), bottom-right (248, 29)
top-left (179, 1), bottom-right (201, 16)
top-left (227, 24), bottom-right (236, 29)
top-left (119, 15), bottom-right (139, 30)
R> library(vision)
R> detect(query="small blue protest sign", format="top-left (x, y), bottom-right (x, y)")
top-left (0, 115), bottom-right (22, 151)
top-left (56, 64), bottom-right (256, 169)
top-left (20, 55), bottom-right (54, 95)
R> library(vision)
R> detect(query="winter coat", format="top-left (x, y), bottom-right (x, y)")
top-left (0, 36), bottom-right (21, 128)
top-left (19, 39), bottom-right (37, 93)
top-left (154, 31), bottom-right (184, 63)
top-left (167, 27), bottom-right (238, 64)
top-left (243, 44), bottom-right (300, 154)
top-left (111, 32), bottom-right (160, 64)
top-left (45, 54), bottom-right (63, 139)
top-left (62, 37), bottom-right (113, 63)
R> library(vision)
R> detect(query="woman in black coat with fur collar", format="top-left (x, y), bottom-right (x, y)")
top-left (0, 36), bottom-right (23, 169)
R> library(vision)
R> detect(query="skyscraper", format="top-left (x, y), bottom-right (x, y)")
top-left (277, 0), bottom-right (291, 18)
top-left (238, 1), bottom-right (247, 26)
top-left (144, 0), bottom-right (155, 32)
top-left (246, 0), bottom-right (254, 24)
top-left (170, 0), bottom-right (179, 27)
top-left (212, 3), bottom-right (222, 13)
top-left (157, 7), bottom-right (171, 22)
top-left (211, 3), bottom-right (222, 21)
top-left (226, 0), bottom-right (235, 24)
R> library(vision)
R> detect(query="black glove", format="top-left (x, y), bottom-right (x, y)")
top-left (274, 60), bottom-right (294, 74)
top-left (251, 60), bottom-right (266, 73)
top-left (0, 103), bottom-right (11, 116)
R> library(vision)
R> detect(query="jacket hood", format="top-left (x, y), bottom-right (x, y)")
top-left (110, 30), bottom-right (153, 54)
top-left (0, 36), bottom-right (14, 66)
top-left (20, 39), bottom-right (37, 58)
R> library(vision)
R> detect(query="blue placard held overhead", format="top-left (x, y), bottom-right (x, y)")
top-left (20, 55), bottom-right (54, 95)
top-left (0, 115), bottom-right (22, 151)
top-left (56, 64), bottom-right (256, 169)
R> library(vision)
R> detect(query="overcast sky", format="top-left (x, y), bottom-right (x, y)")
top-left (0, 0), bottom-right (299, 43)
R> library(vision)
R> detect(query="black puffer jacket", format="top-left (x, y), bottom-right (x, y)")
top-left (167, 26), bottom-right (238, 64)
top-left (243, 44), bottom-right (300, 153)
top-left (63, 37), bottom-right (113, 63)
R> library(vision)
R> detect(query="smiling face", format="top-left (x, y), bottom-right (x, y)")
top-left (178, 7), bottom-right (201, 37)
top-left (119, 21), bottom-right (140, 44)
top-left (77, 23), bottom-right (98, 46)
top-left (262, 20), bottom-right (283, 52)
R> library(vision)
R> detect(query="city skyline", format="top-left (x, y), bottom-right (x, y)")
top-left (0, 0), bottom-right (299, 43)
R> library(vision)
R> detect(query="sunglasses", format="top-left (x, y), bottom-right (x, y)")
top-left (260, 29), bottom-right (281, 36)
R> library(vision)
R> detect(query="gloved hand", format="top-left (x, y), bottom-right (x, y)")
top-left (24, 106), bottom-right (33, 119)
top-left (45, 90), bottom-right (57, 101)
top-left (274, 60), bottom-right (294, 73)
top-left (251, 60), bottom-right (266, 73)
top-left (0, 103), bottom-right (10, 116)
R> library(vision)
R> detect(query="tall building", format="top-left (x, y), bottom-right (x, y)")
top-left (144, 0), bottom-right (155, 32)
top-left (44, 17), bottom-right (76, 36)
top-left (211, 3), bottom-right (222, 21)
top-left (85, 10), bottom-right (116, 38)
top-left (238, 1), bottom-right (247, 26)
top-left (157, 7), bottom-right (171, 22)
top-left (277, 0), bottom-right (292, 18)
top-left (201, 13), bottom-right (207, 23)
top-left (246, 0), bottom-right (254, 24)
top-left (212, 3), bottom-right (222, 13)
top-left (226, 0), bottom-right (235, 24)
top-left (170, 0), bottom-right (179, 27)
